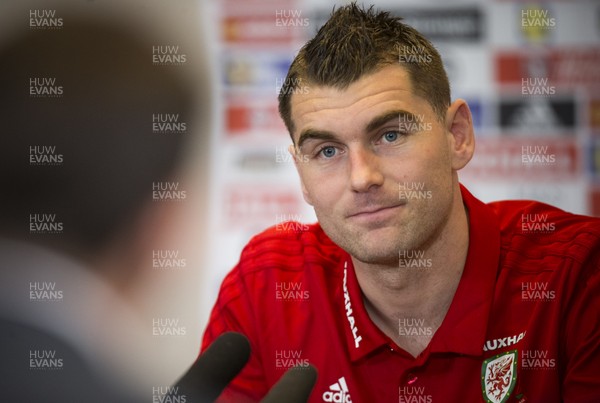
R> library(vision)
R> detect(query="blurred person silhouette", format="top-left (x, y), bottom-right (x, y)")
top-left (0, 3), bottom-right (210, 402)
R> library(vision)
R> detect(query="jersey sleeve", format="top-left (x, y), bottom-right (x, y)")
top-left (561, 238), bottom-right (600, 402)
top-left (201, 260), bottom-right (269, 402)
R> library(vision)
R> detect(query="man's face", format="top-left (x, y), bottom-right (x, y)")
top-left (289, 65), bottom-right (466, 266)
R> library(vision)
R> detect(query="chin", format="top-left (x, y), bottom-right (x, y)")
top-left (321, 219), bottom-right (408, 263)
top-left (342, 233), bottom-right (403, 266)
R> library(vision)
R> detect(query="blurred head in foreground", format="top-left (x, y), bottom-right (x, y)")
top-left (0, 2), bottom-right (210, 401)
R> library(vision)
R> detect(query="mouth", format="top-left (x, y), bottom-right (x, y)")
top-left (347, 204), bottom-right (405, 221)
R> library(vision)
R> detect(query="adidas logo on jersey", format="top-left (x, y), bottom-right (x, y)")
top-left (323, 377), bottom-right (352, 402)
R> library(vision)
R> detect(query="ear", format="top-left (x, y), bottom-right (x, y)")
top-left (288, 144), bottom-right (314, 206)
top-left (445, 99), bottom-right (475, 171)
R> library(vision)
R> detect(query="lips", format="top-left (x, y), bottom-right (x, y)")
top-left (347, 203), bottom-right (405, 219)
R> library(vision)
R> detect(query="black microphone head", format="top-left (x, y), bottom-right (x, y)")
top-left (174, 332), bottom-right (251, 403)
top-left (261, 364), bottom-right (318, 403)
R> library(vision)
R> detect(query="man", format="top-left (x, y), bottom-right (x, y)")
top-left (202, 4), bottom-right (600, 403)
top-left (0, 3), bottom-right (209, 401)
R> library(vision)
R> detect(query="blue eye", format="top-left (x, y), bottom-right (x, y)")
top-left (382, 131), bottom-right (399, 142)
top-left (318, 146), bottom-right (337, 158)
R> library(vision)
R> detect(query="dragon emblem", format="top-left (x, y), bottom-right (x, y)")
top-left (481, 350), bottom-right (518, 403)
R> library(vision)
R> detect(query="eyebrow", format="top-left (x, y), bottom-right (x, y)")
top-left (296, 109), bottom-right (420, 148)
top-left (297, 128), bottom-right (338, 149)
top-left (365, 110), bottom-right (419, 133)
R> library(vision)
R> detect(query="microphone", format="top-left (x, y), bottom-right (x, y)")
top-left (172, 332), bottom-right (318, 403)
top-left (261, 364), bottom-right (318, 403)
top-left (174, 332), bottom-right (251, 403)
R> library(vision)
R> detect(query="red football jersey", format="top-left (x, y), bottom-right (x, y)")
top-left (201, 185), bottom-right (600, 402)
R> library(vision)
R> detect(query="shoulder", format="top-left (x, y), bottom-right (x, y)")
top-left (237, 222), bottom-right (344, 273)
top-left (216, 222), bottom-right (345, 302)
top-left (488, 199), bottom-right (600, 269)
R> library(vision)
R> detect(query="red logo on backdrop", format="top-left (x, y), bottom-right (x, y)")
top-left (222, 185), bottom-right (303, 228)
top-left (221, 0), bottom-right (300, 46)
top-left (496, 50), bottom-right (600, 86)
top-left (223, 15), bottom-right (296, 45)
top-left (463, 138), bottom-right (578, 179)
top-left (226, 102), bottom-right (286, 135)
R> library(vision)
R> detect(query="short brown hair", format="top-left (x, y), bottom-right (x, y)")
top-left (278, 3), bottom-right (451, 140)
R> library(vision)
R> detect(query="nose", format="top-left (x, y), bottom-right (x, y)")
top-left (349, 146), bottom-right (384, 193)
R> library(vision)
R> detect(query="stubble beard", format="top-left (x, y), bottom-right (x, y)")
top-left (317, 195), bottom-right (453, 268)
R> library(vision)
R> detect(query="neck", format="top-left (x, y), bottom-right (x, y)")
top-left (352, 185), bottom-right (470, 357)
